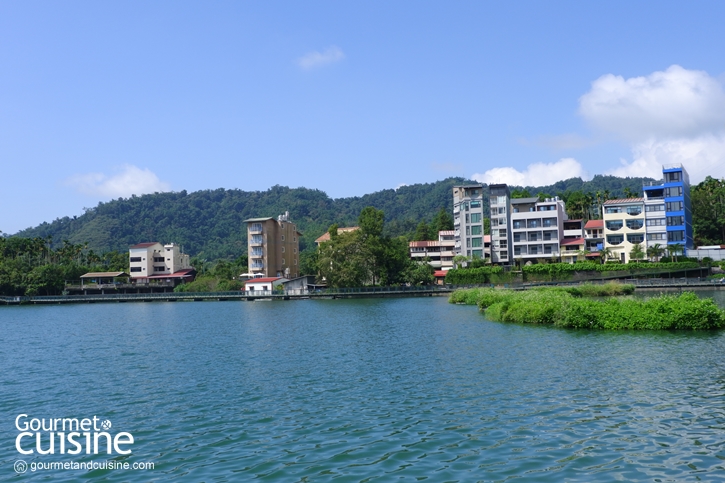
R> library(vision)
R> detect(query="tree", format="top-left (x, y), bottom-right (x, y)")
top-left (511, 189), bottom-right (532, 199)
top-left (432, 208), bottom-right (454, 234)
top-left (647, 243), bottom-right (664, 262)
top-left (668, 243), bottom-right (684, 263)
top-left (599, 247), bottom-right (614, 264)
top-left (413, 221), bottom-right (433, 241)
top-left (453, 255), bottom-right (469, 269)
top-left (691, 176), bottom-right (725, 245)
top-left (317, 229), bottom-right (369, 288)
top-left (629, 243), bottom-right (645, 263)
top-left (406, 261), bottom-right (435, 285)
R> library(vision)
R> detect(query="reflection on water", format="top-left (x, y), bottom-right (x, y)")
top-left (1, 295), bottom-right (725, 481)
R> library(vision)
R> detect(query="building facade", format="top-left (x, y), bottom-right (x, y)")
top-left (409, 230), bottom-right (459, 271)
top-left (642, 164), bottom-right (693, 252)
top-left (453, 184), bottom-right (486, 260)
top-left (245, 211), bottom-right (301, 278)
top-left (602, 198), bottom-right (646, 263)
top-left (510, 197), bottom-right (566, 262)
top-left (129, 242), bottom-right (191, 279)
top-left (488, 184), bottom-right (512, 264)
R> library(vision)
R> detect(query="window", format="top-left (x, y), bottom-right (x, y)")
top-left (471, 225), bottom-right (482, 235)
top-left (154, 266), bottom-right (165, 272)
top-left (130, 267), bottom-right (142, 272)
top-left (513, 221), bottom-right (523, 229)
top-left (491, 219), bottom-right (498, 227)
top-left (666, 201), bottom-right (684, 212)
top-left (667, 216), bottom-right (684, 226)
top-left (251, 235), bottom-right (263, 244)
top-left (499, 229), bottom-right (507, 237)
top-left (500, 251), bottom-right (508, 259)
top-left (607, 235), bottom-right (624, 245)
top-left (497, 196), bottom-right (507, 205)
top-left (465, 214), bottom-right (470, 223)
top-left (470, 213), bottom-right (481, 223)
top-left (498, 207), bottom-right (506, 214)
top-left (626, 220), bottom-right (643, 230)
top-left (528, 233), bottom-right (538, 242)
top-left (281, 235), bottom-right (285, 241)
top-left (648, 233), bottom-right (667, 240)
top-left (605, 207), bottom-right (622, 214)
top-left (514, 246), bottom-right (522, 255)
top-left (626, 206), bottom-right (642, 215)
top-left (646, 219), bottom-right (666, 226)
top-left (544, 245), bottom-right (554, 254)
top-left (294, 259), bottom-right (297, 265)
top-left (250, 223), bottom-right (263, 232)
top-left (499, 240), bottom-right (507, 249)
top-left (527, 220), bottom-right (539, 228)
top-left (529, 246), bottom-right (539, 254)
top-left (627, 234), bottom-right (644, 244)
top-left (666, 171), bottom-right (681, 182)
top-left (282, 247), bottom-right (285, 253)
top-left (646, 204), bottom-right (665, 212)
top-left (606, 220), bottom-right (623, 231)
top-left (466, 226), bottom-right (471, 236)
top-left (668, 230), bottom-right (685, 242)
top-left (282, 258), bottom-right (285, 265)
top-left (470, 200), bottom-right (481, 208)
top-left (665, 186), bottom-right (683, 197)
top-left (514, 234), bottom-right (521, 242)
top-left (130, 257), bottom-right (142, 262)
top-left (472, 249), bottom-right (483, 258)
top-left (294, 248), bottom-right (297, 254)
top-left (471, 237), bottom-right (482, 247)
top-left (542, 218), bottom-right (555, 227)
top-left (154, 257), bottom-right (164, 262)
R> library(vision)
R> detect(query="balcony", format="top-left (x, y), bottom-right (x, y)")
top-left (626, 220), bottom-right (644, 230)
top-left (249, 223), bottom-right (263, 234)
top-left (250, 262), bottom-right (265, 270)
top-left (250, 235), bottom-right (263, 245)
top-left (251, 249), bottom-right (264, 257)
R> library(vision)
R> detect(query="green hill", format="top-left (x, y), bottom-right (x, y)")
top-left (13, 175), bottom-right (654, 260)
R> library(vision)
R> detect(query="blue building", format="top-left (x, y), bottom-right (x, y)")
top-left (642, 164), bottom-right (693, 254)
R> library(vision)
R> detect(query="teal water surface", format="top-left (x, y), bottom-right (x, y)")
top-left (2, 294), bottom-right (725, 481)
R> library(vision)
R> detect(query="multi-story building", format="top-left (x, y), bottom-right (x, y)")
top-left (409, 230), bottom-right (459, 271)
top-left (314, 226), bottom-right (359, 246)
top-left (510, 196), bottom-right (566, 262)
top-left (642, 164), bottom-right (693, 253)
top-left (129, 242), bottom-right (192, 279)
top-left (453, 184), bottom-right (486, 260)
top-left (488, 184), bottom-right (512, 264)
top-left (244, 211), bottom-right (301, 278)
top-left (602, 198), bottom-right (646, 263)
top-left (584, 219), bottom-right (604, 253)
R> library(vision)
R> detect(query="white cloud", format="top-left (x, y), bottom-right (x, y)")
top-left (66, 164), bottom-right (171, 198)
top-left (609, 135), bottom-right (725, 181)
top-left (579, 65), bottom-right (725, 141)
top-left (472, 158), bottom-right (590, 186)
top-left (297, 46), bottom-right (345, 70)
top-left (575, 65), bottom-right (725, 183)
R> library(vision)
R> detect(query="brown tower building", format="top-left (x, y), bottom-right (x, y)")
top-left (244, 211), bottom-right (301, 278)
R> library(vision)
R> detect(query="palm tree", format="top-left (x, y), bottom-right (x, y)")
top-left (629, 243), bottom-right (645, 263)
top-left (599, 247), bottom-right (614, 264)
top-left (647, 243), bottom-right (664, 262)
top-left (668, 243), bottom-right (684, 263)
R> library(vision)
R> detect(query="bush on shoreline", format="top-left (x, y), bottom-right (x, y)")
top-left (449, 286), bottom-right (725, 330)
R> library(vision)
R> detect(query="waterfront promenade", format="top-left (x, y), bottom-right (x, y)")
top-left (1, 278), bottom-right (724, 305)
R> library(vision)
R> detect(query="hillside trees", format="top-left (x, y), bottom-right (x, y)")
top-left (692, 176), bottom-right (725, 245)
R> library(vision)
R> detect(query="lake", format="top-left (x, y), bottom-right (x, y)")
top-left (2, 291), bottom-right (725, 481)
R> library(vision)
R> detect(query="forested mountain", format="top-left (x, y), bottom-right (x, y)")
top-left (14, 175), bottom-right (655, 260)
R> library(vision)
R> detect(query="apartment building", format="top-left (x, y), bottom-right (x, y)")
top-left (453, 184), bottom-right (487, 260)
top-left (244, 211), bottom-right (301, 278)
top-left (602, 198), bottom-right (646, 263)
top-left (510, 197), bottom-right (566, 262)
top-left (409, 230), bottom-right (459, 270)
top-left (584, 219), bottom-right (604, 253)
top-left (642, 164), bottom-right (693, 252)
top-left (488, 184), bottom-right (512, 264)
top-left (129, 242), bottom-right (192, 279)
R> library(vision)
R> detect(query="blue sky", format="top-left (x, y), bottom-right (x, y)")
top-left (3, 1), bottom-right (725, 234)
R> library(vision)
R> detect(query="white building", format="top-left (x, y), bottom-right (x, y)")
top-left (129, 242), bottom-right (191, 279)
top-left (488, 184), bottom-right (512, 264)
top-left (510, 197), bottom-right (566, 262)
top-left (602, 198), bottom-right (646, 263)
top-left (453, 184), bottom-right (486, 260)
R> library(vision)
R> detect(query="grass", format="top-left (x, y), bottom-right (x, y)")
top-left (449, 285), bottom-right (725, 330)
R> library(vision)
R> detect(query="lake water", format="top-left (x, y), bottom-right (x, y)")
top-left (2, 292), bottom-right (725, 482)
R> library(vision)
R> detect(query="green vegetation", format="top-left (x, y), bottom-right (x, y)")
top-left (692, 176), bottom-right (725, 245)
top-left (0, 237), bottom-right (128, 296)
top-left (316, 207), bottom-right (412, 287)
top-left (450, 287), bottom-right (725, 330)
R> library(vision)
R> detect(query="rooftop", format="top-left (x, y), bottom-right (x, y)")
top-left (130, 242), bottom-right (160, 249)
top-left (584, 219), bottom-right (604, 229)
top-left (245, 277), bottom-right (283, 284)
top-left (81, 272), bottom-right (128, 278)
top-left (510, 197), bottom-right (539, 204)
top-left (603, 198), bottom-right (644, 205)
top-left (243, 217), bottom-right (275, 223)
top-left (315, 227), bottom-right (359, 244)
top-left (561, 237), bottom-right (586, 246)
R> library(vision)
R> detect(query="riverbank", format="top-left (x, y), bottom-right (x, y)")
top-left (450, 285), bottom-right (725, 330)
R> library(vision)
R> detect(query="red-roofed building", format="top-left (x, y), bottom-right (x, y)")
top-left (560, 237), bottom-right (586, 263)
top-left (584, 219), bottom-right (604, 253)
